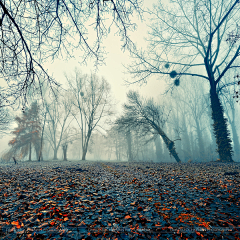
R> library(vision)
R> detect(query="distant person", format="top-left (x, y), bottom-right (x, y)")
top-left (13, 157), bottom-right (18, 165)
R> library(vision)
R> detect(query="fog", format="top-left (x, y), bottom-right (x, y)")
top-left (1, 0), bottom-right (240, 163)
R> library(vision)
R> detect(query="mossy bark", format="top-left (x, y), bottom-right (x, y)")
top-left (210, 88), bottom-right (233, 162)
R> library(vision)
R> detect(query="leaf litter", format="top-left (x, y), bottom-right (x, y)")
top-left (0, 161), bottom-right (240, 239)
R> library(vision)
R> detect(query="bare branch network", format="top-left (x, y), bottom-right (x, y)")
top-left (127, 0), bottom-right (240, 86)
top-left (0, 0), bottom-right (142, 105)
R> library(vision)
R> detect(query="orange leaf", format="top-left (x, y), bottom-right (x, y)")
top-left (124, 215), bottom-right (131, 219)
top-left (195, 231), bottom-right (201, 236)
top-left (11, 221), bottom-right (19, 226)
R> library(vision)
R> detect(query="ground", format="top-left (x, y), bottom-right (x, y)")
top-left (0, 160), bottom-right (240, 239)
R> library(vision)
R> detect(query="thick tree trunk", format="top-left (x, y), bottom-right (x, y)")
top-left (156, 126), bottom-right (181, 163)
top-left (82, 131), bottom-right (92, 160)
top-left (53, 148), bottom-right (58, 160)
top-left (82, 148), bottom-right (87, 160)
top-left (210, 87), bottom-right (233, 162)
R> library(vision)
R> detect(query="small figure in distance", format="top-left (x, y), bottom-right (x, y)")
top-left (13, 157), bottom-right (18, 165)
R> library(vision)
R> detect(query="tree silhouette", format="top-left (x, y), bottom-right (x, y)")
top-left (116, 91), bottom-right (181, 163)
top-left (0, 0), bottom-right (142, 105)
top-left (128, 0), bottom-right (240, 162)
top-left (7, 101), bottom-right (41, 161)
top-left (67, 71), bottom-right (113, 160)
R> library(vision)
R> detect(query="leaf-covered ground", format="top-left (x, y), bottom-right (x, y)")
top-left (0, 161), bottom-right (240, 239)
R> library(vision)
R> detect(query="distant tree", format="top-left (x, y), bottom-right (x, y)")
top-left (116, 91), bottom-right (181, 163)
top-left (220, 73), bottom-right (240, 159)
top-left (126, 128), bottom-right (133, 162)
top-left (6, 101), bottom-right (41, 161)
top-left (128, 0), bottom-right (240, 162)
top-left (105, 126), bottom-right (128, 161)
top-left (170, 79), bottom-right (210, 160)
top-left (61, 127), bottom-right (79, 161)
top-left (154, 136), bottom-right (163, 162)
top-left (44, 91), bottom-right (73, 160)
top-left (66, 70), bottom-right (113, 160)
top-left (0, 0), bottom-right (142, 105)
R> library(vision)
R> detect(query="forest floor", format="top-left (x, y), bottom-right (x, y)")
top-left (0, 160), bottom-right (240, 240)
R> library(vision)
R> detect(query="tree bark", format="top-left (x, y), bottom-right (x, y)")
top-left (156, 126), bottom-right (181, 163)
top-left (210, 87), bottom-right (233, 162)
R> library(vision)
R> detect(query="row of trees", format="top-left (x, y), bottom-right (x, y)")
top-left (127, 0), bottom-right (240, 162)
top-left (1, 67), bottom-right (240, 162)
top-left (1, 0), bottom-right (240, 163)
top-left (2, 71), bottom-right (113, 161)
top-left (1, 75), bottom-right (240, 162)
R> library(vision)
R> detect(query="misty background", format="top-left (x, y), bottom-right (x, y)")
top-left (0, 0), bottom-right (239, 163)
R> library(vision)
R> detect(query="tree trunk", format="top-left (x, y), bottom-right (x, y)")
top-left (230, 121), bottom-right (240, 159)
top-left (29, 142), bottom-right (32, 161)
top-left (182, 114), bottom-right (192, 161)
top-left (154, 136), bottom-right (162, 162)
top-left (126, 129), bottom-right (133, 162)
top-left (115, 139), bottom-right (120, 161)
top-left (156, 126), bottom-right (181, 163)
top-left (195, 119), bottom-right (205, 159)
top-left (53, 148), bottom-right (58, 160)
top-left (38, 112), bottom-right (46, 162)
top-left (62, 144), bottom-right (68, 161)
top-left (82, 148), bottom-right (87, 160)
top-left (210, 87), bottom-right (233, 162)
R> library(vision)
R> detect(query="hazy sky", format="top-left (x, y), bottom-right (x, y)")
top-left (1, 0), bottom-right (166, 155)
top-left (47, 0), bottom-right (164, 110)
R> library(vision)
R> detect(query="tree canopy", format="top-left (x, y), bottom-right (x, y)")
top-left (3, 101), bottom-right (41, 161)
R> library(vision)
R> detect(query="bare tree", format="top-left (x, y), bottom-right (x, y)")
top-left (61, 127), bottom-right (79, 161)
top-left (128, 0), bottom-right (240, 162)
top-left (66, 70), bottom-right (113, 160)
top-left (105, 126), bottom-right (128, 161)
top-left (0, 0), bottom-right (142, 106)
top-left (116, 90), bottom-right (181, 163)
top-left (170, 78), bottom-right (211, 160)
top-left (44, 91), bottom-right (73, 160)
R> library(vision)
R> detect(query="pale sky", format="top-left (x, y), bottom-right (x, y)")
top-left (47, 0), bottom-right (164, 110)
